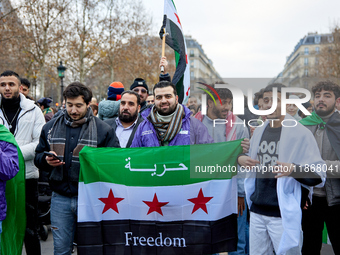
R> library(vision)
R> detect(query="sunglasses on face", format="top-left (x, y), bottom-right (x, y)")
top-left (133, 88), bottom-right (147, 94)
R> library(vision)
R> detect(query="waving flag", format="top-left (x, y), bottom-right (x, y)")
top-left (160, 0), bottom-right (190, 104)
top-left (77, 141), bottom-right (243, 254)
top-left (0, 125), bottom-right (26, 255)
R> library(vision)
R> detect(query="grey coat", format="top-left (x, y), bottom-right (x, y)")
top-left (305, 113), bottom-right (340, 206)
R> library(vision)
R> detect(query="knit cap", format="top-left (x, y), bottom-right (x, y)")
top-left (107, 81), bottom-right (124, 101)
top-left (37, 97), bottom-right (52, 108)
top-left (130, 78), bottom-right (148, 93)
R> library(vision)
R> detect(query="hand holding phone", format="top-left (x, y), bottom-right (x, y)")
top-left (43, 151), bottom-right (62, 162)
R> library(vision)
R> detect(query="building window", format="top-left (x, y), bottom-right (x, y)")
top-left (315, 47), bottom-right (320, 53)
top-left (304, 69), bottom-right (309, 77)
top-left (190, 71), bottom-right (194, 78)
top-left (304, 58), bottom-right (308, 66)
top-left (315, 36), bottom-right (321, 44)
top-left (190, 60), bottom-right (194, 68)
top-left (190, 50), bottom-right (194, 57)
top-left (304, 47), bottom-right (309, 55)
top-left (315, 57), bottom-right (319, 65)
top-left (328, 36), bottom-right (334, 43)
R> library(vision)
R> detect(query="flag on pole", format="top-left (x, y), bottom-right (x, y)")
top-left (77, 141), bottom-right (242, 254)
top-left (0, 125), bottom-right (26, 255)
top-left (160, 0), bottom-right (190, 104)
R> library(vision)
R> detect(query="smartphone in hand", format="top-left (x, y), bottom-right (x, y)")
top-left (43, 151), bottom-right (62, 162)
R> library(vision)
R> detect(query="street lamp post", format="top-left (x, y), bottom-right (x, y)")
top-left (57, 61), bottom-right (67, 105)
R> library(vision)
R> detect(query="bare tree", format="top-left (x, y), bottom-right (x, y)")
top-left (14, 0), bottom-right (71, 97)
top-left (316, 26), bottom-right (340, 79)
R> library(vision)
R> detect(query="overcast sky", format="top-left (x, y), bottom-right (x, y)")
top-left (144, 0), bottom-right (340, 80)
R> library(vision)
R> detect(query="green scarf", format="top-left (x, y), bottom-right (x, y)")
top-left (0, 125), bottom-right (26, 255)
top-left (299, 111), bottom-right (326, 129)
top-left (300, 111), bottom-right (340, 160)
top-left (43, 107), bottom-right (52, 116)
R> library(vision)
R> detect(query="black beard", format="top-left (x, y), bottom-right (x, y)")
top-left (316, 108), bottom-right (334, 117)
top-left (156, 103), bottom-right (177, 116)
top-left (1, 92), bottom-right (20, 106)
top-left (119, 110), bottom-right (138, 123)
top-left (316, 102), bottom-right (335, 116)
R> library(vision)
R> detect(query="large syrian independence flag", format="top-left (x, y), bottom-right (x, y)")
top-left (77, 141), bottom-right (243, 254)
top-left (160, 0), bottom-right (190, 104)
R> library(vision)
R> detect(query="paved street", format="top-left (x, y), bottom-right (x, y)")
top-left (22, 227), bottom-right (77, 255)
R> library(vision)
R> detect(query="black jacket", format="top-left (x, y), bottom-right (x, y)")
top-left (34, 114), bottom-right (120, 197)
top-left (104, 117), bottom-right (143, 148)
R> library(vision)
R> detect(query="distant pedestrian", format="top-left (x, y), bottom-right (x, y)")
top-left (98, 81), bottom-right (124, 120)
top-left (20, 78), bottom-right (33, 100)
top-left (37, 97), bottom-right (54, 122)
top-left (130, 78), bottom-right (151, 117)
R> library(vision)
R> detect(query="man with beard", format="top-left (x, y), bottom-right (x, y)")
top-left (300, 80), bottom-right (340, 255)
top-left (131, 81), bottom-right (213, 147)
top-left (0, 70), bottom-right (45, 255)
top-left (194, 86), bottom-right (250, 255)
top-left (34, 82), bottom-right (119, 254)
top-left (105, 91), bottom-right (143, 148)
top-left (239, 83), bottom-right (325, 255)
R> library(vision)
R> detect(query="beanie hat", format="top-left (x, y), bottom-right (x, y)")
top-left (130, 78), bottom-right (148, 93)
top-left (37, 97), bottom-right (52, 108)
top-left (302, 101), bottom-right (312, 109)
top-left (107, 81), bottom-right (124, 101)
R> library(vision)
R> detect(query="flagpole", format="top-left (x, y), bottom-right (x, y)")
top-left (161, 28), bottom-right (166, 73)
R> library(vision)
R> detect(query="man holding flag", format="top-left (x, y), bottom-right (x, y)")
top-left (159, 0), bottom-right (190, 104)
top-left (130, 81), bottom-right (213, 147)
top-left (300, 80), bottom-right (340, 255)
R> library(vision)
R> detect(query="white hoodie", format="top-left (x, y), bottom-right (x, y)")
top-left (0, 93), bottom-right (45, 179)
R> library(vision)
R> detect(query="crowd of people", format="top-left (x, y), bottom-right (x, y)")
top-left (0, 56), bottom-right (339, 255)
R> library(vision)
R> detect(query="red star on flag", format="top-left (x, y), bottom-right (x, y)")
top-left (188, 188), bottom-right (213, 214)
top-left (174, 13), bottom-right (182, 28)
top-left (143, 193), bottom-right (169, 216)
top-left (98, 189), bottom-right (124, 214)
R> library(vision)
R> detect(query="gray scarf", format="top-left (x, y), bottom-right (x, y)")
top-left (48, 108), bottom-right (97, 181)
top-left (148, 104), bottom-right (184, 143)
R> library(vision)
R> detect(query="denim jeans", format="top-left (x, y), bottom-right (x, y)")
top-left (229, 199), bottom-right (249, 255)
top-left (51, 192), bottom-right (78, 255)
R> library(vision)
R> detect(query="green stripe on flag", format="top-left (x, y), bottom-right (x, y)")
top-left (79, 141), bottom-right (242, 186)
top-left (322, 223), bottom-right (328, 244)
top-left (0, 125), bottom-right (26, 255)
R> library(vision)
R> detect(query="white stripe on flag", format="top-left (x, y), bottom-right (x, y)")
top-left (78, 179), bottom-right (237, 223)
top-left (164, 0), bottom-right (181, 30)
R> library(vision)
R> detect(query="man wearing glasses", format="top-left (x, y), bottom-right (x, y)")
top-left (130, 78), bottom-right (151, 117)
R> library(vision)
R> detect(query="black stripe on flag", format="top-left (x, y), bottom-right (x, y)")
top-left (160, 15), bottom-right (186, 103)
top-left (77, 214), bottom-right (237, 255)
